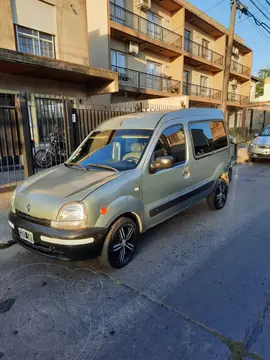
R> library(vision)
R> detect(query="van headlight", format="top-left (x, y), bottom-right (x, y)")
top-left (250, 142), bottom-right (257, 148)
top-left (11, 189), bottom-right (17, 214)
top-left (51, 202), bottom-right (88, 230)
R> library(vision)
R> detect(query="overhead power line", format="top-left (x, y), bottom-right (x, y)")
top-left (237, 0), bottom-right (270, 36)
top-left (236, 0), bottom-right (270, 25)
top-left (248, 0), bottom-right (270, 21)
top-left (247, 17), bottom-right (270, 43)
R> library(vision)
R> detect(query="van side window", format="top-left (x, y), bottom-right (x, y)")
top-left (153, 124), bottom-right (186, 164)
top-left (190, 121), bottom-right (227, 157)
top-left (210, 121), bottom-right (228, 150)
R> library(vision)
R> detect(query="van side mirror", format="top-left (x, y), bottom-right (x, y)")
top-left (150, 156), bottom-right (174, 173)
top-left (254, 133), bottom-right (259, 137)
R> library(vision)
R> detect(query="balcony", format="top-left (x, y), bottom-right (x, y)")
top-left (184, 38), bottom-right (224, 72)
top-left (227, 92), bottom-right (249, 105)
top-left (110, 2), bottom-right (182, 57)
top-left (230, 60), bottom-right (250, 81)
top-left (183, 82), bottom-right (221, 102)
top-left (112, 66), bottom-right (181, 96)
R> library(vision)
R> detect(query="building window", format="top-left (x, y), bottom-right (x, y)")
top-left (147, 11), bottom-right (162, 41)
top-left (15, 25), bottom-right (55, 58)
top-left (202, 39), bottom-right (210, 60)
top-left (200, 76), bottom-right (208, 96)
top-left (184, 29), bottom-right (191, 52)
top-left (147, 60), bottom-right (162, 90)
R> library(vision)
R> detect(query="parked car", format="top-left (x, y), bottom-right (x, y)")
top-left (248, 126), bottom-right (270, 161)
top-left (9, 109), bottom-right (232, 268)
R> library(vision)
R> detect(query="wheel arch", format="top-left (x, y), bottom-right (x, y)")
top-left (108, 212), bottom-right (143, 233)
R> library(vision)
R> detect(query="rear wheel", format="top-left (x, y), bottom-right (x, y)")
top-left (207, 178), bottom-right (228, 210)
top-left (99, 217), bottom-right (138, 268)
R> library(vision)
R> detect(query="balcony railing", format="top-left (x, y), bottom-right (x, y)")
top-left (110, 2), bottom-right (182, 48)
top-left (112, 66), bottom-right (181, 94)
top-left (184, 38), bottom-right (224, 66)
top-left (182, 82), bottom-right (222, 100)
top-left (227, 92), bottom-right (249, 104)
top-left (230, 60), bottom-right (250, 76)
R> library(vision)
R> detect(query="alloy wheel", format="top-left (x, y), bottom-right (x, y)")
top-left (109, 224), bottom-right (136, 266)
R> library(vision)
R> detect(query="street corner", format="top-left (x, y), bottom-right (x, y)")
top-left (0, 262), bottom-right (106, 360)
top-left (0, 212), bottom-right (15, 249)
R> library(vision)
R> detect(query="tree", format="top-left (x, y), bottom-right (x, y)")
top-left (256, 67), bottom-right (270, 96)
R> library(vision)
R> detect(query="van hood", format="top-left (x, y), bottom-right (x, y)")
top-left (14, 165), bottom-right (122, 220)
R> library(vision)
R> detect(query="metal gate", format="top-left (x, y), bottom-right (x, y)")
top-left (0, 95), bottom-right (24, 190)
top-left (27, 94), bottom-right (70, 172)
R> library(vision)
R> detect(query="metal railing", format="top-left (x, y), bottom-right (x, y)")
top-left (184, 38), bottom-right (224, 66)
top-left (230, 60), bottom-right (250, 76)
top-left (227, 92), bottom-right (249, 104)
top-left (110, 2), bottom-right (182, 48)
top-left (112, 66), bottom-right (181, 94)
top-left (182, 82), bottom-right (222, 99)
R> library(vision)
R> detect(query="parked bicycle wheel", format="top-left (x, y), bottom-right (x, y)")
top-left (35, 149), bottom-right (53, 168)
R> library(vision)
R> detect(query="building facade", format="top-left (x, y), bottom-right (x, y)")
top-left (87, 0), bottom-right (253, 111)
top-left (0, 0), bottom-right (118, 100)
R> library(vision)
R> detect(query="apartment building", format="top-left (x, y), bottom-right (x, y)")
top-left (87, 0), bottom-right (253, 112)
top-left (0, 0), bottom-right (118, 101)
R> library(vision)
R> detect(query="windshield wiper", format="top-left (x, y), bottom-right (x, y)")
top-left (86, 163), bottom-right (117, 172)
top-left (65, 162), bottom-right (87, 171)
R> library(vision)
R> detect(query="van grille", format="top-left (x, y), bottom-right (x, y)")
top-left (16, 210), bottom-right (51, 227)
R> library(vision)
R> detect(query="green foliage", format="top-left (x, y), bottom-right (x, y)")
top-left (256, 67), bottom-right (270, 96)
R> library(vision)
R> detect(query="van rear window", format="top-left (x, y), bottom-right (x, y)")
top-left (190, 121), bottom-right (227, 157)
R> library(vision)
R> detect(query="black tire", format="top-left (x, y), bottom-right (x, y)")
top-left (35, 149), bottom-right (53, 168)
top-left (99, 217), bottom-right (138, 268)
top-left (207, 178), bottom-right (228, 210)
top-left (249, 157), bottom-right (256, 162)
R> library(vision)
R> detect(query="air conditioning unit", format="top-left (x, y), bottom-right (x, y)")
top-left (232, 46), bottom-right (239, 58)
top-left (231, 79), bottom-right (238, 90)
top-left (136, 0), bottom-right (151, 11)
top-left (128, 41), bottom-right (139, 56)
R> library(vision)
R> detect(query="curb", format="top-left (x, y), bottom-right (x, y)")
top-left (0, 239), bottom-right (16, 249)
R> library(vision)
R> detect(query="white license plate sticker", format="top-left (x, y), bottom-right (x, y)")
top-left (18, 228), bottom-right (34, 244)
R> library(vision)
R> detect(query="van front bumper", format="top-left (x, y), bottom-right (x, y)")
top-left (8, 212), bottom-right (107, 261)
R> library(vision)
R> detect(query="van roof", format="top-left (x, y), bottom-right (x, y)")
top-left (95, 108), bottom-right (224, 131)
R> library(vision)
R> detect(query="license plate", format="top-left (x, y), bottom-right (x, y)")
top-left (18, 228), bottom-right (34, 244)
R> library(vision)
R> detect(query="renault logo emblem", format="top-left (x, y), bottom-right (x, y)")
top-left (27, 203), bottom-right (31, 212)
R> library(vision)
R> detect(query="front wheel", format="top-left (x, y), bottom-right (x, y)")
top-left (249, 156), bottom-right (256, 162)
top-left (207, 178), bottom-right (228, 210)
top-left (99, 217), bottom-right (138, 268)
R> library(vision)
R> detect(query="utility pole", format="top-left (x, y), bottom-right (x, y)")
top-left (221, 0), bottom-right (238, 118)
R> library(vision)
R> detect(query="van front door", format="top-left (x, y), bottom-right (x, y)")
top-left (142, 123), bottom-right (192, 228)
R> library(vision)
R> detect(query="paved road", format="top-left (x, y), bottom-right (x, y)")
top-left (1, 161), bottom-right (270, 360)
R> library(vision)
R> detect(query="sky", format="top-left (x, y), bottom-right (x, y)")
top-left (188, 0), bottom-right (270, 75)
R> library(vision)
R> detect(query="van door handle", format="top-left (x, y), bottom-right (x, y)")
top-left (182, 167), bottom-right (191, 178)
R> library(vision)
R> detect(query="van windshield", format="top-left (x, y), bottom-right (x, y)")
top-left (66, 129), bottom-right (153, 171)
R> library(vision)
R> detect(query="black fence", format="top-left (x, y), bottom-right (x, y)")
top-left (0, 102), bottom-right (24, 190)
top-left (111, 65), bottom-right (181, 94)
top-left (184, 38), bottom-right (224, 66)
top-left (182, 82), bottom-right (221, 100)
top-left (110, 2), bottom-right (182, 48)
